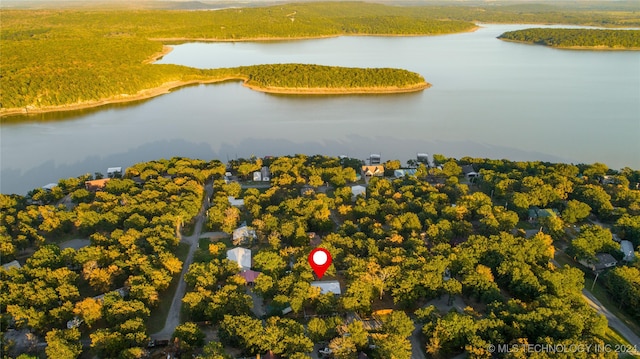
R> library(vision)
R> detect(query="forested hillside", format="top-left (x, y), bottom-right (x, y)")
top-left (0, 3), bottom-right (472, 115)
top-left (2, 1), bottom-right (639, 116)
top-left (498, 28), bottom-right (640, 49)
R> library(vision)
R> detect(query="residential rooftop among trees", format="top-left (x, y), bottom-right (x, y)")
top-left (1, 154), bottom-right (639, 358)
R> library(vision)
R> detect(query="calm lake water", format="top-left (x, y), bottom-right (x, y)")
top-left (1, 24), bottom-right (639, 194)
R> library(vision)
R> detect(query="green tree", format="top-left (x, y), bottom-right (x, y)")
top-left (73, 298), bottom-right (102, 328)
top-left (329, 336), bottom-right (357, 359)
top-left (198, 342), bottom-right (233, 359)
top-left (45, 328), bottom-right (82, 359)
top-left (562, 200), bottom-right (591, 223)
top-left (307, 317), bottom-right (329, 342)
top-left (372, 334), bottom-right (412, 359)
top-left (346, 320), bottom-right (369, 350)
top-left (174, 322), bottom-right (205, 351)
top-left (381, 311), bottom-right (414, 338)
top-left (253, 251), bottom-right (287, 277)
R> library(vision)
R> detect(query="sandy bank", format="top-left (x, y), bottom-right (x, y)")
top-left (143, 45), bottom-right (174, 64)
top-left (243, 81), bottom-right (431, 94)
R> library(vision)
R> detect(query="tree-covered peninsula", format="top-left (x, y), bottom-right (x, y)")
top-left (498, 28), bottom-right (640, 49)
top-left (3, 1), bottom-right (639, 118)
top-left (239, 64), bottom-right (429, 94)
top-left (0, 2), bottom-right (471, 117)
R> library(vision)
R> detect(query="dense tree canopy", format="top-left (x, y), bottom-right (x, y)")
top-left (499, 28), bottom-right (640, 49)
top-left (2, 154), bottom-right (639, 357)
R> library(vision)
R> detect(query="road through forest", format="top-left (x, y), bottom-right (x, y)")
top-left (151, 181), bottom-right (213, 340)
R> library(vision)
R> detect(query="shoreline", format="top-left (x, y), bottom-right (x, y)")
top-left (0, 78), bottom-right (429, 118)
top-left (498, 37), bottom-right (640, 51)
top-left (0, 28), bottom-right (473, 119)
top-left (243, 81), bottom-right (431, 94)
top-left (0, 78), bottom-right (238, 118)
top-left (143, 45), bottom-right (174, 64)
top-left (148, 26), bottom-right (480, 43)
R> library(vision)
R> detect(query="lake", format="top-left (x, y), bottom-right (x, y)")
top-left (1, 24), bottom-right (639, 194)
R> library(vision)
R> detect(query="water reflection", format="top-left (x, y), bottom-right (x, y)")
top-left (1, 134), bottom-right (572, 195)
top-left (2, 24), bottom-right (639, 194)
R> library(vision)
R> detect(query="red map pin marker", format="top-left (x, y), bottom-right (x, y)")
top-left (309, 248), bottom-right (332, 279)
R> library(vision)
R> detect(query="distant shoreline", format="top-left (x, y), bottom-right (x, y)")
top-left (498, 37), bottom-right (640, 51)
top-left (149, 26), bottom-right (480, 43)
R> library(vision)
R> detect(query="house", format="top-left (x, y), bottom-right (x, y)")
top-left (228, 196), bottom-right (245, 207)
top-left (233, 224), bottom-right (257, 245)
top-left (461, 164), bottom-right (478, 179)
top-left (362, 165), bottom-right (384, 177)
top-left (417, 153), bottom-right (429, 164)
top-left (345, 312), bottom-right (383, 331)
top-left (311, 280), bottom-right (342, 295)
top-left (528, 207), bottom-right (560, 221)
top-left (106, 167), bottom-right (123, 178)
top-left (85, 178), bottom-right (111, 191)
top-left (92, 287), bottom-right (128, 302)
top-left (227, 247), bottom-right (252, 270)
top-left (66, 317), bottom-right (83, 329)
top-left (239, 269), bottom-right (261, 285)
top-left (620, 240), bottom-right (636, 262)
top-left (601, 175), bottom-right (617, 185)
top-left (1, 260), bottom-right (22, 271)
top-left (537, 208), bottom-right (558, 218)
top-left (301, 186), bottom-right (315, 196)
top-left (308, 232), bottom-right (322, 247)
top-left (369, 154), bottom-right (381, 165)
top-left (579, 253), bottom-right (618, 271)
top-left (394, 168), bottom-right (417, 178)
top-left (351, 185), bottom-right (366, 201)
top-left (42, 183), bottom-right (58, 191)
top-left (261, 166), bottom-right (271, 182)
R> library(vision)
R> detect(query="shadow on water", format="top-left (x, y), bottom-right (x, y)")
top-left (0, 81), bottom-right (240, 125)
top-left (0, 135), bottom-right (573, 195)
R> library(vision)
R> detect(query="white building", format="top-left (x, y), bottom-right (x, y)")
top-left (107, 167), bottom-right (123, 178)
top-left (42, 183), bottom-right (58, 191)
top-left (351, 185), bottom-right (366, 201)
top-left (1, 260), bottom-right (22, 271)
top-left (227, 247), bottom-right (252, 270)
top-left (311, 280), bottom-right (342, 295)
top-left (621, 240), bottom-right (636, 262)
top-left (228, 196), bottom-right (245, 207)
top-left (233, 224), bottom-right (257, 245)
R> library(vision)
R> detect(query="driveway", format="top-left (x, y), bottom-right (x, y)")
top-left (410, 323), bottom-right (427, 359)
